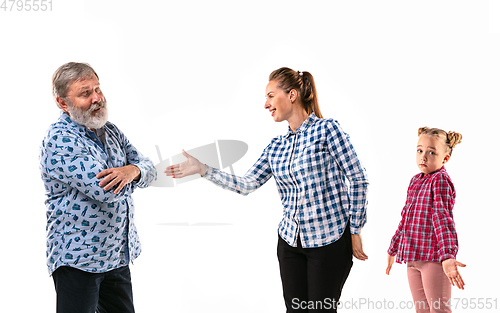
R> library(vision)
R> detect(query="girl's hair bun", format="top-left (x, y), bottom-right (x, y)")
top-left (447, 132), bottom-right (463, 149)
top-left (418, 127), bottom-right (430, 136)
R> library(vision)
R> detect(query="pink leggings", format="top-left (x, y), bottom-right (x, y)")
top-left (407, 261), bottom-right (452, 313)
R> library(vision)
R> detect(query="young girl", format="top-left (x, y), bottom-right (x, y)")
top-left (386, 127), bottom-right (466, 313)
top-left (166, 67), bottom-right (369, 312)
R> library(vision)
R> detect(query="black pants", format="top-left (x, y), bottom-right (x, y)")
top-left (52, 265), bottom-right (135, 313)
top-left (277, 228), bottom-right (353, 312)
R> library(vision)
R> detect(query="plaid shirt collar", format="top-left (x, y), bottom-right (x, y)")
top-left (285, 113), bottom-right (318, 138)
top-left (416, 166), bottom-right (446, 179)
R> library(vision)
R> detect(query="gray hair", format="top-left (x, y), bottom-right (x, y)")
top-left (52, 62), bottom-right (99, 108)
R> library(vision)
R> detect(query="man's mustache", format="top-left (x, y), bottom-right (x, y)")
top-left (89, 99), bottom-right (106, 112)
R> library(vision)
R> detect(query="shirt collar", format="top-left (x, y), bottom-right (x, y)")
top-left (59, 112), bottom-right (108, 153)
top-left (285, 113), bottom-right (318, 138)
top-left (418, 166), bottom-right (447, 179)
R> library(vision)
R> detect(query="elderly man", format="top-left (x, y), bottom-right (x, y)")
top-left (39, 62), bottom-right (156, 313)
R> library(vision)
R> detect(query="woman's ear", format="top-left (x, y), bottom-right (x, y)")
top-left (289, 89), bottom-right (298, 103)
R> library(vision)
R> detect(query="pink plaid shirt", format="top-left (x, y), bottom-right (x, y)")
top-left (388, 167), bottom-right (458, 263)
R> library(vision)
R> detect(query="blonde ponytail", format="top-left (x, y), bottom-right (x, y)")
top-left (269, 67), bottom-right (323, 118)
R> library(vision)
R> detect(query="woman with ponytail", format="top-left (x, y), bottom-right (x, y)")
top-left (166, 67), bottom-right (369, 312)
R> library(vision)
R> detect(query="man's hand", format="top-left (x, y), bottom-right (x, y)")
top-left (351, 234), bottom-right (368, 261)
top-left (97, 165), bottom-right (141, 194)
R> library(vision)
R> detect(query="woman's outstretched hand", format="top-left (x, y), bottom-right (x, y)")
top-left (442, 258), bottom-right (466, 290)
top-left (164, 150), bottom-right (207, 178)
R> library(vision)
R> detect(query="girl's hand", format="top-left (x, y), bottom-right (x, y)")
top-left (351, 234), bottom-right (368, 261)
top-left (386, 254), bottom-right (395, 275)
top-left (442, 258), bottom-right (466, 290)
top-left (164, 150), bottom-right (207, 178)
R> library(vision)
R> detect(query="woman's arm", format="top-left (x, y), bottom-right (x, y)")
top-left (166, 147), bottom-right (273, 196)
top-left (325, 120), bottom-right (369, 260)
top-left (325, 120), bottom-right (369, 236)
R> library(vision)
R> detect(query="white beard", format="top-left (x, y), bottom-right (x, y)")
top-left (67, 98), bottom-right (108, 130)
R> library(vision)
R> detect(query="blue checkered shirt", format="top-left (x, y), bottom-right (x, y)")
top-left (204, 113), bottom-right (369, 248)
top-left (39, 112), bottom-right (157, 275)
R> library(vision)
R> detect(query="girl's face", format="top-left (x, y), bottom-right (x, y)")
top-left (264, 80), bottom-right (293, 123)
top-left (416, 134), bottom-right (450, 175)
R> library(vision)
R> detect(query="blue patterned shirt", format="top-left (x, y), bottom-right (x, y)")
top-left (39, 112), bottom-right (156, 275)
top-left (204, 113), bottom-right (368, 248)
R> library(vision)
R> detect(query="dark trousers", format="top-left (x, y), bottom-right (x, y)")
top-left (52, 265), bottom-right (135, 313)
top-left (277, 228), bottom-right (353, 312)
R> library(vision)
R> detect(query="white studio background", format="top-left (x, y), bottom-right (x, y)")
top-left (1, 0), bottom-right (499, 312)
